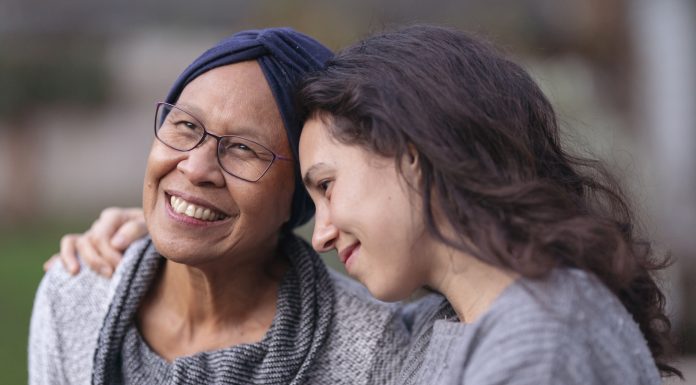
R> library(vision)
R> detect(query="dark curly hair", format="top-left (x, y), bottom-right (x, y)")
top-left (299, 24), bottom-right (680, 378)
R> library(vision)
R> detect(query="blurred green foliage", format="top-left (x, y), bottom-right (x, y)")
top-left (0, 222), bottom-right (92, 384)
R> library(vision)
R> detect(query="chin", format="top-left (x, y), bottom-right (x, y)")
top-left (152, 243), bottom-right (196, 265)
top-left (149, 232), bottom-right (209, 265)
top-left (365, 281), bottom-right (412, 303)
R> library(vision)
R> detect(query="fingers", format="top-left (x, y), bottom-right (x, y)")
top-left (77, 208), bottom-right (126, 276)
top-left (92, 207), bottom-right (131, 247)
top-left (76, 233), bottom-right (115, 277)
top-left (110, 216), bottom-right (148, 251)
top-left (78, 207), bottom-right (145, 277)
top-left (43, 254), bottom-right (59, 272)
top-left (58, 234), bottom-right (82, 275)
top-left (123, 207), bottom-right (145, 222)
top-left (46, 207), bottom-right (146, 278)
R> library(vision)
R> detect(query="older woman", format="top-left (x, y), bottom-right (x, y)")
top-left (30, 28), bottom-right (409, 385)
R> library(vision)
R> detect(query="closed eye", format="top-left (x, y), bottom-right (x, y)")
top-left (317, 179), bottom-right (332, 196)
top-left (171, 119), bottom-right (199, 131)
top-left (222, 140), bottom-right (262, 160)
top-left (228, 142), bottom-right (252, 151)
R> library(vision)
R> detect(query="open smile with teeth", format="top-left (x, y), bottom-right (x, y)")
top-left (170, 195), bottom-right (227, 221)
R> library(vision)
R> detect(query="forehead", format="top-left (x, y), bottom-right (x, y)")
top-left (300, 116), bottom-right (400, 192)
top-left (300, 116), bottom-right (353, 176)
top-left (176, 61), bottom-right (287, 147)
top-left (300, 117), bottom-right (332, 162)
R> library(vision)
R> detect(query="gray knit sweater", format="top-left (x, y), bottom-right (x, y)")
top-left (29, 235), bottom-right (410, 385)
top-left (398, 268), bottom-right (662, 385)
top-left (31, 237), bottom-right (658, 384)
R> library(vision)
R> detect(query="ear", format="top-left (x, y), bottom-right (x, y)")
top-left (400, 143), bottom-right (422, 186)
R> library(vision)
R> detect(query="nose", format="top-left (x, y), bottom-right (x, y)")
top-left (177, 137), bottom-right (225, 187)
top-left (311, 203), bottom-right (338, 253)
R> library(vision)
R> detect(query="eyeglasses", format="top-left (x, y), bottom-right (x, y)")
top-left (154, 102), bottom-right (293, 182)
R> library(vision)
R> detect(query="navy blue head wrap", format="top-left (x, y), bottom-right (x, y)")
top-left (164, 28), bottom-right (332, 229)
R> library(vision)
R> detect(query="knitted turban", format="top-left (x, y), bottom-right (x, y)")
top-left (164, 28), bottom-right (332, 229)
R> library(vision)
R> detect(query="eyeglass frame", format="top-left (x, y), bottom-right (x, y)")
top-left (153, 102), bottom-right (294, 183)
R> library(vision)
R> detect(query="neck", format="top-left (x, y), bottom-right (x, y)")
top-left (138, 241), bottom-right (287, 359)
top-left (161, 252), bottom-right (286, 325)
top-left (427, 241), bottom-right (516, 324)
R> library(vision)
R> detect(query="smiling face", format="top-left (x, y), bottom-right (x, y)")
top-left (143, 61), bottom-right (295, 267)
top-left (299, 116), bottom-right (432, 301)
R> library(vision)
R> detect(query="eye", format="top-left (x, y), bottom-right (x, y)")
top-left (223, 140), bottom-right (261, 160)
top-left (171, 119), bottom-right (199, 131)
top-left (317, 179), bottom-right (333, 196)
top-left (229, 142), bottom-right (252, 152)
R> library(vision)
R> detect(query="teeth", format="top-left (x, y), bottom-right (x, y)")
top-left (169, 195), bottom-right (225, 221)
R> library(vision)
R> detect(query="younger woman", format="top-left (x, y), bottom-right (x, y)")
top-left (296, 25), bottom-right (679, 384)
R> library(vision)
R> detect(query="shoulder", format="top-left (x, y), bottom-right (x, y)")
top-left (327, 269), bottom-right (409, 345)
top-left (283, 233), bottom-right (406, 328)
top-left (400, 292), bottom-right (451, 336)
top-left (308, 270), bottom-right (411, 384)
top-left (29, 252), bottom-right (113, 385)
top-left (32, 257), bottom-right (113, 329)
top-left (29, 237), bottom-right (151, 384)
top-left (439, 268), bottom-right (661, 385)
top-left (545, 269), bottom-right (661, 383)
top-left (477, 268), bottom-right (650, 338)
top-left (279, 234), bottom-right (412, 383)
top-left (33, 236), bottom-right (150, 318)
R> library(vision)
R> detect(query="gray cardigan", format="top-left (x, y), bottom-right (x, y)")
top-left (399, 268), bottom-right (662, 385)
top-left (29, 236), bottom-right (411, 385)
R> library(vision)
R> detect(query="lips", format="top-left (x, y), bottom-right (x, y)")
top-left (338, 242), bottom-right (361, 266)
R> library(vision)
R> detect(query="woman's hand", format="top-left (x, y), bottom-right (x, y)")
top-left (43, 207), bottom-right (147, 277)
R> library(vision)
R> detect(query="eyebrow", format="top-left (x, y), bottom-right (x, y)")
top-left (175, 103), bottom-right (206, 121)
top-left (302, 163), bottom-right (328, 188)
top-left (176, 102), bottom-right (274, 144)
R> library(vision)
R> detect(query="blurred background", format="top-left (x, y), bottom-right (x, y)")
top-left (1, 0), bottom-right (694, 383)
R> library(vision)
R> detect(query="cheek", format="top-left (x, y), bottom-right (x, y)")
top-left (238, 166), bottom-right (295, 224)
top-left (272, 167), bottom-right (296, 212)
top-left (364, 183), bottom-right (423, 248)
top-left (142, 144), bottom-right (185, 213)
top-left (144, 143), bottom-right (180, 180)
top-left (143, 146), bottom-right (167, 201)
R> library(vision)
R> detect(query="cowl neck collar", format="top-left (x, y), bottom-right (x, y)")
top-left (91, 234), bottom-right (335, 385)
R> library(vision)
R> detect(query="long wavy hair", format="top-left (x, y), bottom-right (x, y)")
top-left (299, 24), bottom-right (680, 377)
